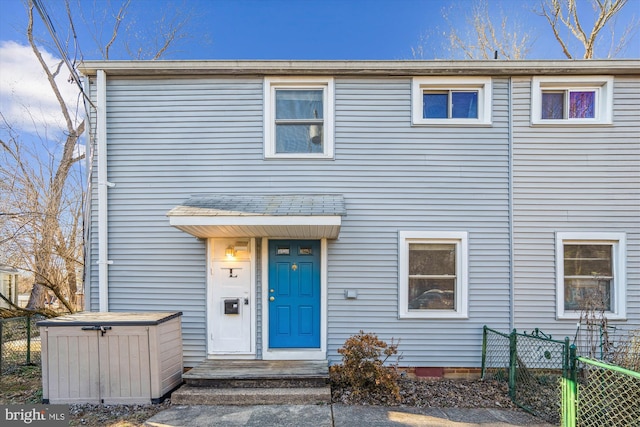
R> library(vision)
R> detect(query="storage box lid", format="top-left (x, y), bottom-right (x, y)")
top-left (37, 311), bottom-right (182, 327)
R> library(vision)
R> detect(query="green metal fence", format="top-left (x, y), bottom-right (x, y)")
top-left (483, 326), bottom-right (640, 426)
top-left (0, 315), bottom-right (43, 375)
top-left (562, 347), bottom-right (640, 427)
top-left (482, 326), bottom-right (568, 424)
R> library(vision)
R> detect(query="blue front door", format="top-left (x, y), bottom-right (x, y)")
top-left (268, 240), bottom-right (321, 348)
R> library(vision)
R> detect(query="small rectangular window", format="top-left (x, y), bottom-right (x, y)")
top-left (541, 90), bottom-right (596, 120)
top-left (275, 89), bottom-right (324, 154)
top-left (563, 244), bottom-right (612, 311)
top-left (541, 92), bottom-right (564, 119)
top-left (423, 92), bottom-right (448, 118)
top-left (408, 243), bottom-right (456, 310)
top-left (532, 76), bottom-right (612, 125)
top-left (412, 77), bottom-right (491, 126)
top-left (264, 77), bottom-right (334, 159)
top-left (298, 247), bottom-right (313, 255)
top-left (399, 231), bottom-right (468, 319)
top-left (423, 91), bottom-right (478, 119)
top-left (569, 91), bottom-right (595, 118)
top-left (277, 246), bottom-right (290, 255)
top-left (556, 232), bottom-right (627, 320)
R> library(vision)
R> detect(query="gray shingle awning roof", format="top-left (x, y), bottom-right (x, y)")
top-left (167, 194), bottom-right (345, 239)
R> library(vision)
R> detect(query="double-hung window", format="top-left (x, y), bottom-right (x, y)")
top-left (556, 232), bottom-right (627, 320)
top-left (399, 231), bottom-right (469, 319)
top-left (264, 77), bottom-right (334, 159)
top-left (531, 76), bottom-right (613, 125)
top-left (412, 77), bottom-right (492, 126)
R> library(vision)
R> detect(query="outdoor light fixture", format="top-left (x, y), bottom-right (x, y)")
top-left (225, 245), bottom-right (235, 258)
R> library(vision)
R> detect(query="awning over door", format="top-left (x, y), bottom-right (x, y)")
top-left (167, 194), bottom-right (345, 239)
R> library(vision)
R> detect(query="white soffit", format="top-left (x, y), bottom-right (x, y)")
top-left (167, 194), bottom-right (345, 239)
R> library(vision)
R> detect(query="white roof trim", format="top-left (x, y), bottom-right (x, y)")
top-left (169, 216), bottom-right (342, 239)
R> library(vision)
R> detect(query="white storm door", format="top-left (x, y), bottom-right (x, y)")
top-left (210, 261), bottom-right (252, 353)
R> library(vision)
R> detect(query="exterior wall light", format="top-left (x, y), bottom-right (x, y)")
top-left (225, 246), bottom-right (235, 258)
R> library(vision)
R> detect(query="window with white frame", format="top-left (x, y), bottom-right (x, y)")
top-left (399, 231), bottom-right (469, 319)
top-left (531, 76), bottom-right (613, 125)
top-left (556, 232), bottom-right (627, 320)
top-left (264, 77), bottom-right (334, 159)
top-left (412, 77), bottom-right (492, 126)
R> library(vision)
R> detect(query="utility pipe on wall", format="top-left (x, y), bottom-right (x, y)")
top-left (97, 69), bottom-right (111, 312)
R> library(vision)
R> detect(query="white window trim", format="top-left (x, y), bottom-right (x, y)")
top-left (555, 232), bottom-right (627, 320)
top-left (398, 231), bottom-right (469, 319)
top-left (411, 77), bottom-right (492, 126)
top-left (531, 76), bottom-right (613, 126)
top-left (264, 76), bottom-right (334, 159)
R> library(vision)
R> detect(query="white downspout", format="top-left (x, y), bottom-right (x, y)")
top-left (508, 77), bottom-right (515, 331)
top-left (97, 70), bottom-right (111, 312)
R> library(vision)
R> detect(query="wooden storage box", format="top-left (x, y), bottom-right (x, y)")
top-left (38, 312), bottom-right (182, 404)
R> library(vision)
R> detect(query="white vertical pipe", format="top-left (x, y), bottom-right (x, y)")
top-left (97, 70), bottom-right (109, 312)
top-left (508, 77), bottom-right (514, 331)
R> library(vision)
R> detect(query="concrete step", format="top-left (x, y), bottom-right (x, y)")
top-left (171, 384), bottom-right (332, 405)
top-left (182, 359), bottom-right (330, 389)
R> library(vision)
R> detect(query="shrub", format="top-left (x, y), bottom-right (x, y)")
top-left (331, 330), bottom-right (401, 404)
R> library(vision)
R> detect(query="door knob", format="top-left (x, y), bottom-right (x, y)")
top-left (269, 296), bottom-right (275, 302)
top-left (270, 289), bottom-right (274, 293)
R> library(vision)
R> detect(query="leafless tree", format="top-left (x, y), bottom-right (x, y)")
top-left (538, 0), bottom-right (638, 59)
top-left (0, 0), bottom-right (195, 315)
top-left (413, 0), bottom-right (533, 60)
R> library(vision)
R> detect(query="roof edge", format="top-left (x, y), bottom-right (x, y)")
top-left (77, 59), bottom-right (640, 77)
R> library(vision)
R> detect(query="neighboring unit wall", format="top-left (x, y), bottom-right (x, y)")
top-left (87, 75), bottom-right (512, 367)
top-left (326, 77), bottom-right (512, 367)
top-left (512, 76), bottom-right (640, 337)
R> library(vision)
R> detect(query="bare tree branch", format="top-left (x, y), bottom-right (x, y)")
top-left (538, 0), bottom-right (633, 58)
top-left (439, 0), bottom-right (532, 60)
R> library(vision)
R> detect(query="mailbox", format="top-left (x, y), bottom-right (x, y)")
top-left (224, 299), bottom-right (240, 314)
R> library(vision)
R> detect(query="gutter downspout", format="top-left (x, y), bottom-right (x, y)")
top-left (508, 77), bottom-right (515, 331)
top-left (97, 70), bottom-right (111, 312)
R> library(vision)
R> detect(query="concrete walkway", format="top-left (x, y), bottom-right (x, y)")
top-left (144, 404), bottom-right (555, 427)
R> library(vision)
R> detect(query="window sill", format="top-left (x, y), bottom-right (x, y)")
top-left (530, 119), bottom-right (613, 127)
top-left (412, 120), bottom-right (493, 127)
top-left (264, 154), bottom-right (334, 160)
top-left (557, 312), bottom-right (627, 321)
top-left (399, 311), bottom-right (469, 320)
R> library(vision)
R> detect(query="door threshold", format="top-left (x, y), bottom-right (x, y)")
top-left (207, 354), bottom-right (256, 360)
top-left (262, 349), bottom-right (325, 361)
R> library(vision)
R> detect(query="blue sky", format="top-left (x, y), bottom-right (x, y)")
top-left (1, 0), bottom-right (637, 61)
top-left (0, 0), bottom-right (638, 138)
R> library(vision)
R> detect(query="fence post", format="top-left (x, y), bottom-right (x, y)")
top-left (562, 344), bottom-right (578, 427)
top-left (508, 328), bottom-right (517, 400)
top-left (481, 326), bottom-right (487, 378)
top-left (26, 315), bottom-right (32, 365)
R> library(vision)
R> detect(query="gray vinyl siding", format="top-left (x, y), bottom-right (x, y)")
top-left (512, 76), bottom-right (640, 338)
top-left (326, 78), bottom-right (511, 366)
top-left (87, 76), bottom-right (512, 367)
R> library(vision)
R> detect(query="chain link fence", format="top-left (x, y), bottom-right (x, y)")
top-left (483, 326), bottom-right (640, 426)
top-left (482, 326), bottom-right (568, 424)
top-left (572, 356), bottom-right (640, 427)
top-left (0, 315), bottom-right (43, 375)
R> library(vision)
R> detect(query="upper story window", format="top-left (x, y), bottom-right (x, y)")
top-left (399, 231), bottom-right (469, 319)
top-left (531, 76), bottom-right (613, 126)
top-left (412, 77), bottom-right (492, 126)
top-left (264, 77), bottom-right (334, 159)
top-left (556, 232), bottom-right (627, 320)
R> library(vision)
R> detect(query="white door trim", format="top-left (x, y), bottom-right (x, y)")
top-left (261, 238), bottom-right (327, 361)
